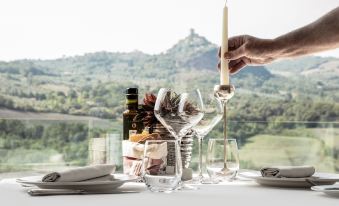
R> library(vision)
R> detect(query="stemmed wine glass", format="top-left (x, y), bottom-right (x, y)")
top-left (154, 88), bottom-right (204, 189)
top-left (192, 92), bottom-right (223, 183)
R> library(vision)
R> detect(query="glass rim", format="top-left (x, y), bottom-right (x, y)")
top-left (208, 138), bottom-right (237, 141)
top-left (158, 87), bottom-right (201, 92)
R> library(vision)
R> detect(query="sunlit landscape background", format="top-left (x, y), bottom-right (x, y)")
top-left (0, 0), bottom-right (338, 178)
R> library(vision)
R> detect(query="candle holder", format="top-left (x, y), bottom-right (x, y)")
top-left (213, 84), bottom-right (235, 177)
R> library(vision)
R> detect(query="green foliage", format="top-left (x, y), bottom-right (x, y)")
top-left (0, 120), bottom-right (90, 168)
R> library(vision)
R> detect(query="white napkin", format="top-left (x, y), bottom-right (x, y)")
top-left (84, 174), bottom-right (115, 182)
top-left (122, 140), bottom-right (168, 159)
top-left (122, 140), bottom-right (144, 159)
top-left (145, 142), bottom-right (168, 159)
top-left (260, 165), bottom-right (315, 178)
top-left (42, 164), bottom-right (116, 182)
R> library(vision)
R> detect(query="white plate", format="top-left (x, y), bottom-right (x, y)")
top-left (17, 175), bottom-right (138, 191)
top-left (311, 185), bottom-right (339, 197)
top-left (239, 171), bottom-right (339, 188)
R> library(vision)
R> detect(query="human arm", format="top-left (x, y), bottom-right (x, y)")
top-left (221, 6), bottom-right (339, 74)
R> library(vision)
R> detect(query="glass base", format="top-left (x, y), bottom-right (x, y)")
top-left (214, 170), bottom-right (238, 182)
top-left (201, 178), bottom-right (221, 184)
top-left (186, 175), bottom-right (222, 185)
top-left (189, 176), bottom-right (204, 184)
top-left (147, 186), bottom-right (177, 193)
top-left (176, 181), bottom-right (199, 190)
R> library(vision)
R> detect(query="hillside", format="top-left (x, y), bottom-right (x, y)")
top-left (0, 29), bottom-right (338, 122)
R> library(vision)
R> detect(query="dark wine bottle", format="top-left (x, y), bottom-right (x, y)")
top-left (122, 88), bottom-right (143, 140)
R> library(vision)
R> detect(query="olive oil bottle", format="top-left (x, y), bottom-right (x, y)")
top-left (123, 88), bottom-right (143, 140)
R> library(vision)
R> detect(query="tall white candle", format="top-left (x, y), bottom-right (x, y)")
top-left (220, 3), bottom-right (229, 85)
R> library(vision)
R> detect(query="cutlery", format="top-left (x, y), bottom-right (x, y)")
top-left (312, 186), bottom-right (339, 191)
top-left (322, 187), bottom-right (339, 190)
top-left (28, 188), bottom-right (138, 196)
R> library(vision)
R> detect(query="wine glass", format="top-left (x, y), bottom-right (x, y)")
top-left (154, 88), bottom-right (204, 140)
top-left (191, 93), bottom-right (223, 183)
top-left (154, 88), bottom-right (204, 189)
top-left (206, 139), bottom-right (239, 182)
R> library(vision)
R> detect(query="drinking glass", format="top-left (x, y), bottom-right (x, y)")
top-left (88, 133), bottom-right (122, 165)
top-left (192, 93), bottom-right (223, 183)
top-left (206, 139), bottom-right (239, 182)
top-left (154, 88), bottom-right (204, 189)
top-left (154, 88), bottom-right (204, 140)
top-left (142, 140), bottom-right (182, 193)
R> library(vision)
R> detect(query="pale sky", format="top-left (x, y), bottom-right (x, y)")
top-left (0, 0), bottom-right (338, 61)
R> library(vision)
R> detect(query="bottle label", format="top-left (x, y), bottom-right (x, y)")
top-left (126, 99), bottom-right (138, 104)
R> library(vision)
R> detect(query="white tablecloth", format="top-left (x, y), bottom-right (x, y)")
top-left (1, 178), bottom-right (338, 206)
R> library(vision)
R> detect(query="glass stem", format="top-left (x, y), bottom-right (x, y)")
top-left (223, 102), bottom-right (228, 170)
top-left (198, 136), bottom-right (203, 180)
top-left (177, 139), bottom-right (185, 184)
top-left (178, 139), bottom-right (183, 170)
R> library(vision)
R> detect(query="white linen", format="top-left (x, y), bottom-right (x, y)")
top-left (1, 177), bottom-right (339, 206)
top-left (260, 165), bottom-right (315, 178)
top-left (42, 164), bottom-right (115, 182)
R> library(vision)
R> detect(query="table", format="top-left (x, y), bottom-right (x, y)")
top-left (1, 178), bottom-right (338, 206)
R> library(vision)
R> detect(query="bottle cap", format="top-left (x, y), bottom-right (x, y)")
top-left (126, 88), bottom-right (138, 95)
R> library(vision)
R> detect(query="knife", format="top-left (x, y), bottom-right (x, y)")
top-left (320, 187), bottom-right (339, 191)
top-left (28, 189), bottom-right (137, 196)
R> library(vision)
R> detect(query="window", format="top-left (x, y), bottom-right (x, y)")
top-left (0, 0), bottom-right (338, 178)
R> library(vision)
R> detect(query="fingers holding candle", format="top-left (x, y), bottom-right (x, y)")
top-left (217, 44), bottom-right (248, 74)
top-left (224, 45), bottom-right (246, 60)
top-left (218, 5), bottom-right (274, 78)
top-left (228, 35), bottom-right (247, 51)
top-left (217, 35), bottom-right (248, 74)
top-left (217, 35), bottom-right (279, 74)
top-left (229, 58), bottom-right (250, 74)
top-left (217, 58), bottom-right (250, 75)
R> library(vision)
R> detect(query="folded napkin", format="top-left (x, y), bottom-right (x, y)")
top-left (42, 164), bottom-right (115, 182)
top-left (260, 165), bottom-right (315, 178)
top-left (145, 142), bottom-right (168, 159)
top-left (85, 174), bottom-right (115, 182)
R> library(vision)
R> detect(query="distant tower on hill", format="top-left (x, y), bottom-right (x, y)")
top-left (190, 28), bottom-right (196, 36)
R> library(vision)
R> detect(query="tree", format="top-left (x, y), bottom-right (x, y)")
top-left (68, 89), bottom-right (78, 99)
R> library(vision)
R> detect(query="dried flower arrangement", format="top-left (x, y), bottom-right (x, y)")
top-left (134, 93), bottom-right (159, 128)
top-left (134, 92), bottom-right (200, 128)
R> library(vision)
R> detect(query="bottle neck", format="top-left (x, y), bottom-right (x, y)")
top-left (126, 97), bottom-right (138, 110)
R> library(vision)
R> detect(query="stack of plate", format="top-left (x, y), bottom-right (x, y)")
top-left (239, 170), bottom-right (339, 188)
top-left (17, 175), bottom-right (138, 194)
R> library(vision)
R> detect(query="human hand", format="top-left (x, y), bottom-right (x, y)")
top-left (218, 35), bottom-right (276, 74)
